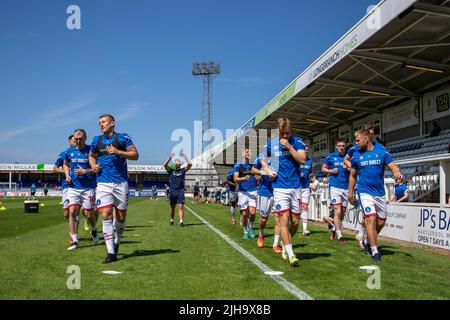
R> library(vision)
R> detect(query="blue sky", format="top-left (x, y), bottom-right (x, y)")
top-left (0, 0), bottom-right (378, 164)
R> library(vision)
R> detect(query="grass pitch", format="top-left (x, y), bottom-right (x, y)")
top-left (0, 197), bottom-right (449, 300)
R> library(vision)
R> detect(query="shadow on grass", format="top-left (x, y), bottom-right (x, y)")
top-left (180, 223), bottom-right (203, 227)
top-left (379, 247), bottom-right (413, 257)
top-left (298, 252), bottom-right (331, 260)
top-left (125, 225), bottom-right (153, 229)
top-left (120, 248), bottom-right (180, 260)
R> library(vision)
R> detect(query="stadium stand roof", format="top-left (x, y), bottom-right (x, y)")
top-left (210, 0), bottom-right (450, 178)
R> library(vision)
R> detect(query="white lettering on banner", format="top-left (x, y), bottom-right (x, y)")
top-left (127, 165), bottom-right (165, 172)
top-left (0, 164), bottom-right (38, 171)
top-left (341, 204), bottom-right (450, 249)
top-left (342, 206), bottom-right (363, 230)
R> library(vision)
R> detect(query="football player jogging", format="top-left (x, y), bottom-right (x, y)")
top-left (63, 129), bottom-right (99, 251)
top-left (348, 129), bottom-right (402, 262)
top-left (299, 144), bottom-right (313, 236)
top-left (322, 138), bottom-right (350, 243)
top-left (53, 134), bottom-right (76, 223)
top-left (252, 154), bottom-right (281, 252)
top-left (89, 114), bottom-right (139, 264)
top-left (234, 148), bottom-right (259, 240)
top-left (163, 153), bottom-right (192, 226)
top-left (261, 118), bottom-right (306, 267)
top-left (344, 124), bottom-right (386, 249)
top-left (226, 168), bottom-right (238, 224)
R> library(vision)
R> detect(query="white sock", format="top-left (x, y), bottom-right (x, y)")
top-left (242, 225), bottom-right (248, 234)
top-left (336, 230), bottom-right (343, 239)
top-left (103, 220), bottom-right (115, 254)
top-left (114, 221), bottom-right (126, 245)
top-left (358, 225), bottom-right (366, 239)
top-left (230, 207), bottom-right (236, 217)
top-left (70, 233), bottom-right (78, 243)
top-left (371, 246), bottom-right (379, 255)
top-left (273, 235), bottom-right (280, 247)
top-left (301, 213), bottom-right (308, 231)
top-left (180, 219), bottom-right (183, 224)
top-left (285, 244), bottom-right (295, 259)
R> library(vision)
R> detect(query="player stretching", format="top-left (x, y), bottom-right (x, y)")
top-left (252, 155), bottom-right (280, 251)
top-left (226, 168), bottom-right (238, 224)
top-left (163, 153), bottom-right (192, 226)
top-left (299, 144), bottom-right (312, 236)
top-left (349, 129), bottom-right (402, 262)
top-left (53, 134), bottom-right (76, 222)
top-left (63, 129), bottom-right (99, 250)
top-left (89, 114), bottom-right (139, 264)
top-left (234, 148), bottom-right (259, 240)
top-left (261, 118), bottom-right (306, 266)
top-left (322, 138), bottom-right (349, 244)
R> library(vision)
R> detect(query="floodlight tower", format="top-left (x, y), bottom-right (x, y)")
top-left (192, 61), bottom-right (220, 186)
top-left (192, 61), bottom-right (221, 145)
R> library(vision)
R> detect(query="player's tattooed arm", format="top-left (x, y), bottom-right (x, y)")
top-left (107, 144), bottom-right (139, 161)
top-left (348, 168), bottom-right (357, 205)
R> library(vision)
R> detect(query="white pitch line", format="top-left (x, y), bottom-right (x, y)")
top-left (185, 206), bottom-right (313, 300)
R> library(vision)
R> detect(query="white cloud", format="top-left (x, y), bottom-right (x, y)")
top-left (0, 95), bottom-right (96, 143)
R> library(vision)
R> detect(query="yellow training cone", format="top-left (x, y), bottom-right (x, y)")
top-left (0, 206), bottom-right (6, 211)
top-left (40, 203), bottom-right (45, 207)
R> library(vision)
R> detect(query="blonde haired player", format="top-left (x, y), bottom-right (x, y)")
top-left (261, 118), bottom-right (306, 267)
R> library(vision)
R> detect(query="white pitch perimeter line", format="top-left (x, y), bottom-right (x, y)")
top-left (185, 206), bottom-right (313, 300)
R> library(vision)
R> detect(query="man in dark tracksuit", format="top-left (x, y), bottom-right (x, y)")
top-left (163, 153), bottom-right (192, 226)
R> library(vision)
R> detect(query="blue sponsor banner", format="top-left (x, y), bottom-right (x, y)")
top-left (139, 191), bottom-right (152, 197)
top-left (129, 190), bottom-right (136, 197)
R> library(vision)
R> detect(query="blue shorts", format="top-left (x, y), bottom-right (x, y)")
top-left (170, 190), bottom-right (185, 205)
